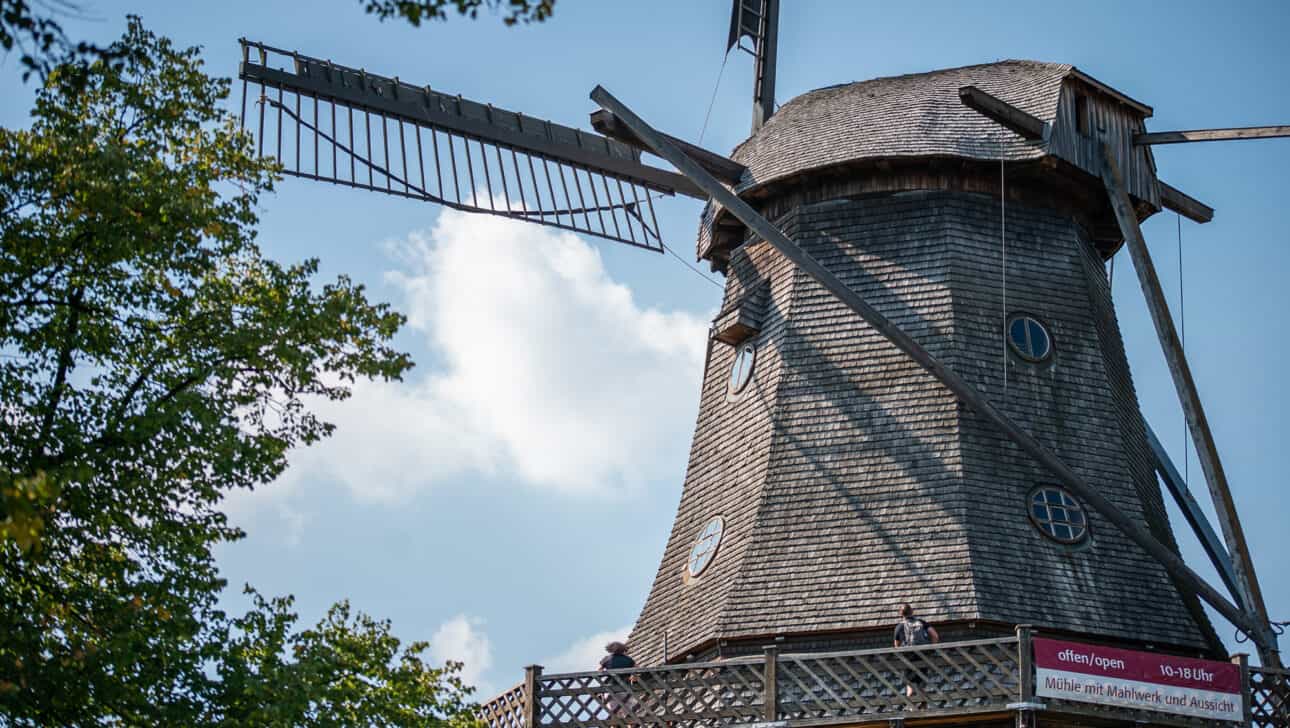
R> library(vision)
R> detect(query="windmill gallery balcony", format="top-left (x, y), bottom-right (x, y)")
top-left (479, 630), bottom-right (1288, 728)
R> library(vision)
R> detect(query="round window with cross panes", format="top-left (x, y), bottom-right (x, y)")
top-left (686, 516), bottom-right (725, 579)
top-left (1028, 486), bottom-right (1089, 544)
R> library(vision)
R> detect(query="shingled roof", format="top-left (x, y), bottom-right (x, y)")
top-left (730, 60), bottom-right (1071, 191)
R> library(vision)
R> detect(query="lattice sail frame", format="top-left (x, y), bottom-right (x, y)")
top-left (238, 40), bottom-right (690, 253)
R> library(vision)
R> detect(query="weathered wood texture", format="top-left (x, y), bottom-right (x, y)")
top-left (1048, 78), bottom-right (1159, 206)
top-left (1159, 180), bottom-right (1215, 224)
top-left (1136, 125), bottom-right (1290, 145)
top-left (958, 85), bottom-right (1047, 140)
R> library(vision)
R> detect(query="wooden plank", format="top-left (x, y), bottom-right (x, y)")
top-left (1145, 421), bottom-right (1243, 603)
top-left (590, 109), bottom-right (746, 185)
top-left (957, 86), bottom-right (1047, 140)
top-left (1158, 180), bottom-right (1214, 223)
top-left (1135, 125), bottom-right (1290, 145)
top-left (1100, 142), bottom-right (1281, 669)
top-left (590, 82), bottom-right (1262, 648)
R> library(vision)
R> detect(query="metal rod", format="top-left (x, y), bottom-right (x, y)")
top-left (313, 95), bottom-right (319, 176)
top-left (478, 139), bottom-right (495, 210)
top-left (563, 163), bottom-right (592, 231)
top-left (591, 83), bottom-right (1262, 642)
top-left (365, 110), bottom-right (374, 187)
top-left (276, 85), bottom-right (283, 161)
top-left (1100, 142), bottom-right (1281, 667)
top-left (331, 99), bottom-right (337, 179)
top-left (581, 167), bottom-right (608, 233)
top-left (542, 158), bottom-right (561, 226)
top-left (430, 127), bottom-right (444, 200)
top-left (381, 112), bottom-right (391, 191)
top-left (415, 125), bottom-right (426, 195)
top-left (511, 148), bottom-right (527, 212)
top-left (399, 119), bottom-right (409, 194)
top-left (464, 136), bottom-right (478, 208)
top-left (294, 90), bottom-right (301, 173)
top-left (600, 172), bottom-right (623, 239)
top-left (494, 144), bottom-right (512, 212)
top-left (615, 176), bottom-right (637, 243)
top-left (448, 131), bottom-right (462, 204)
top-left (348, 106), bottom-right (355, 182)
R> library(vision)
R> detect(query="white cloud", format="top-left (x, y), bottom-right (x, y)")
top-left (430, 614), bottom-right (495, 695)
top-left (540, 624), bottom-right (633, 674)
top-left (272, 210), bottom-right (709, 503)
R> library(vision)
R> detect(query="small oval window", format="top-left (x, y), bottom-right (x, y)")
top-left (728, 343), bottom-right (756, 395)
top-left (687, 516), bottom-right (725, 578)
top-left (1007, 314), bottom-right (1052, 362)
top-left (1028, 486), bottom-right (1089, 544)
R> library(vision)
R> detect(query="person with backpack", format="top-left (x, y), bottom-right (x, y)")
top-left (893, 603), bottom-right (940, 697)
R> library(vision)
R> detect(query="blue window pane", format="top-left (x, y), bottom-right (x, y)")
top-left (1052, 523), bottom-right (1073, 540)
top-left (1033, 504), bottom-right (1048, 520)
top-left (1027, 319), bottom-right (1050, 358)
top-left (1010, 318), bottom-right (1028, 347)
top-left (1068, 510), bottom-right (1085, 525)
top-left (1045, 490), bottom-right (1064, 505)
top-left (1050, 507), bottom-right (1068, 523)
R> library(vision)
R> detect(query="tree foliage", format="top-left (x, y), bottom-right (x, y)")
top-left (1, 0), bottom-right (555, 83)
top-left (361, 0), bottom-right (555, 27)
top-left (0, 18), bottom-right (480, 726)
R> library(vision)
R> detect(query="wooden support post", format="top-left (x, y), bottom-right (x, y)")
top-left (1100, 141), bottom-right (1281, 669)
top-left (590, 82), bottom-right (1261, 655)
top-left (1232, 653), bottom-right (1252, 727)
top-left (1016, 625), bottom-right (1035, 704)
top-left (763, 645), bottom-right (779, 721)
top-left (523, 664), bottom-right (543, 728)
top-left (1135, 125), bottom-right (1290, 145)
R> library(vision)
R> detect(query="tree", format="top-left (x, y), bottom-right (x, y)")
top-left (0, 18), bottom-right (478, 725)
top-left (213, 588), bottom-right (481, 727)
top-left (1, 0), bottom-right (555, 83)
top-left (361, 0), bottom-right (555, 27)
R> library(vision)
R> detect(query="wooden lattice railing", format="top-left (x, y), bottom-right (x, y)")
top-left (478, 632), bottom-right (1279, 728)
top-left (479, 636), bottom-right (1023, 728)
top-left (1252, 665), bottom-right (1289, 728)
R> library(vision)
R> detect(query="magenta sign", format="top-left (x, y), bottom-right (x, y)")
top-left (1034, 637), bottom-right (1242, 721)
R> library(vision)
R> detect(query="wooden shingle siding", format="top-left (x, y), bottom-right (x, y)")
top-left (630, 191), bottom-right (1215, 667)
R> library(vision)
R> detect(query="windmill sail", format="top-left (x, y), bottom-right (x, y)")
top-left (237, 40), bottom-right (703, 253)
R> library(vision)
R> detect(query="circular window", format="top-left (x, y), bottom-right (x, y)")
top-left (687, 516), bottom-right (725, 578)
top-left (1006, 314), bottom-right (1053, 362)
top-left (727, 343), bottom-right (756, 396)
top-left (1028, 486), bottom-right (1089, 544)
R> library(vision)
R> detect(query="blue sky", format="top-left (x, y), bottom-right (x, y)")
top-left (3, 0), bottom-right (1288, 690)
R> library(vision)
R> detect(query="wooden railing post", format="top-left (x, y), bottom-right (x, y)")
top-left (523, 664), bottom-right (543, 728)
top-left (1016, 625), bottom-right (1034, 703)
top-left (763, 645), bottom-right (779, 721)
top-left (1231, 653), bottom-right (1252, 727)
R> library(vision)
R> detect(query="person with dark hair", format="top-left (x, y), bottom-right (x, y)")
top-left (599, 641), bottom-right (635, 670)
top-left (598, 641), bottom-right (636, 717)
top-left (893, 603), bottom-right (939, 697)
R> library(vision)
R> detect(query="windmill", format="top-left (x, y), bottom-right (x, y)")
top-left (236, 1), bottom-right (1290, 723)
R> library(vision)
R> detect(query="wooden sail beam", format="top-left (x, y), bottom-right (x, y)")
top-left (958, 86), bottom-right (1047, 140)
top-left (1145, 421), bottom-right (1244, 606)
top-left (1101, 142), bottom-right (1281, 667)
top-left (1135, 125), bottom-right (1290, 145)
top-left (590, 110), bottom-right (746, 185)
top-left (591, 83), bottom-right (1266, 649)
top-left (1158, 181), bottom-right (1214, 224)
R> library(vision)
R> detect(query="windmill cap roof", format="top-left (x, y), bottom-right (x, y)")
top-left (728, 59), bottom-right (1150, 191)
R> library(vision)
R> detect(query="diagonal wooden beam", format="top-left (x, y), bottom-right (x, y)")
top-left (1101, 142), bottom-right (1281, 668)
top-left (590, 109), bottom-right (746, 186)
top-left (591, 83), bottom-right (1264, 649)
top-left (958, 86), bottom-right (1047, 140)
top-left (1144, 421), bottom-right (1243, 605)
top-left (1135, 125), bottom-right (1290, 145)
top-left (1158, 180), bottom-right (1214, 224)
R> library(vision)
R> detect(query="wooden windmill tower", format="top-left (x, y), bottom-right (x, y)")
top-left (237, 2), bottom-right (1289, 725)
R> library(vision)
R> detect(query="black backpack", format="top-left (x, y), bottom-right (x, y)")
top-left (900, 618), bottom-right (930, 646)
